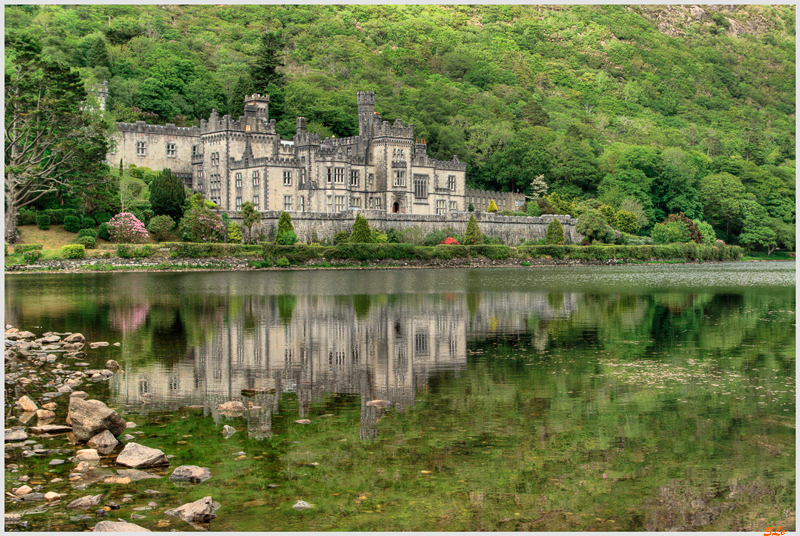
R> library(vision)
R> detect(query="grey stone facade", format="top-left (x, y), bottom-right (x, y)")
top-left (465, 188), bottom-right (527, 213)
top-left (108, 91), bottom-right (467, 215)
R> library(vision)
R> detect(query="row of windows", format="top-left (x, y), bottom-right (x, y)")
top-left (135, 142), bottom-right (177, 157)
top-left (234, 196), bottom-right (260, 211)
top-left (234, 171), bottom-right (260, 188)
top-left (469, 196), bottom-right (521, 207)
top-left (210, 152), bottom-right (220, 166)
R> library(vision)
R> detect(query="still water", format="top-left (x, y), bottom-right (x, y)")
top-left (4, 263), bottom-right (795, 531)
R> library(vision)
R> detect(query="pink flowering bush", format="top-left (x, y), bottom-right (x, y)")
top-left (179, 206), bottom-right (226, 243)
top-left (107, 213), bottom-right (150, 244)
top-left (440, 236), bottom-right (460, 245)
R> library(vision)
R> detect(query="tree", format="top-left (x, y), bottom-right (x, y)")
top-left (468, 203), bottom-right (474, 212)
top-left (149, 168), bottom-right (185, 221)
top-left (545, 219), bottom-right (564, 245)
top-left (576, 209), bottom-right (608, 244)
top-left (464, 214), bottom-right (481, 245)
top-left (251, 31), bottom-right (285, 92)
top-left (228, 75), bottom-right (255, 120)
top-left (239, 201), bottom-right (261, 244)
top-left (349, 213), bottom-right (374, 243)
top-left (276, 211), bottom-right (297, 245)
top-left (529, 173), bottom-right (548, 200)
top-left (616, 211), bottom-right (639, 234)
top-left (698, 172), bottom-right (748, 236)
top-left (487, 199), bottom-right (498, 213)
top-left (5, 31), bottom-right (110, 243)
top-left (739, 200), bottom-right (778, 255)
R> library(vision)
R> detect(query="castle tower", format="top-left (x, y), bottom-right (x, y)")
top-left (244, 94), bottom-right (270, 122)
top-left (357, 91), bottom-right (375, 137)
top-left (97, 80), bottom-right (108, 112)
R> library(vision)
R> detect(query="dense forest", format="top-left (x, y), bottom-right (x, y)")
top-left (4, 4), bottom-right (795, 248)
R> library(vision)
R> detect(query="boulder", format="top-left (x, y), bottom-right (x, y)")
top-left (29, 424), bottom-right (72, 435)
top-left (6, 429), bottom-right (28, 442)
top-left (44, 491), bottom-right (61, 501)
top-left (93, 520), bottom-right (150, 532)
top-left (68, 398), bottom-right (127, 441)
top-left (14, 485), bottom-right (33, 496)
top-left (217, 401), bottom-right (246, 411)
top-left (17, 395), bottom-right (38, 413)
top-left (36, 409), bottom-right (56, 420)
top-left (40, 335), bottom-right (61, 344)
top-left (64, 333), bottom-right (85, 343)
top-left (105, 360), bottom-right (119, 369)
top-left (116, 443), bottom-right (169, 469)
top-left (116, 469), bottom-right (162, 481)
top-left (76, 449), bottom-right (100, 462)
top-left (69, 391), bottom-right (89, 399)
top-left (165, 496), bottom-right (219, 525)
top-left (67, 494), bottom-right (104, 510)
top-left (170, 466), bottom-right (211, 484)
top-left (87, 430), bottom-right (119, 455)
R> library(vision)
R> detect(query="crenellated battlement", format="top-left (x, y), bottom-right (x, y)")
top-left (372, 118), bottom-right (414, 139)
top-left (431, 156), bottom-right (466, 171)
top-left (117, 121), bottom-right (200, 137)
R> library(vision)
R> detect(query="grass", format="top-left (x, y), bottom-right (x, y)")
top-left (740, 250), bottom-right (795, 261)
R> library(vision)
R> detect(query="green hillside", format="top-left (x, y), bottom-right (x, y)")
top-left (4, 4), bottom-right (795, 247)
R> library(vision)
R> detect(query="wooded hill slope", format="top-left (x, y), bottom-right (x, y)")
top-left (5, 4), bottom-right (795, 245)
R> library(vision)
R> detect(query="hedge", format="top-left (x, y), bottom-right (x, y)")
top-left (174, 243), bottom-right (244, 258)
top-left (36, 214), bottom-right (51, 230)
top-left (61, 244), bottom-right (85, 259)
top-left (116, 244), bottom-right (155, 258)
top-left (14, 244), bottom-right (44, 254)
top-left (518, 244), bottom-right (743, 261)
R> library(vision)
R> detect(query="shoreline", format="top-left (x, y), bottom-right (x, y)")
top-left (5, 256), bottom-right (789, 275)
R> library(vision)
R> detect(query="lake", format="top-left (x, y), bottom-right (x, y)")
top-left (4, 263), bottom-right (795, 531)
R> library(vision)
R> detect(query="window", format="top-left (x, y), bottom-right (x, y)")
top-left (351, 197), bottom-right (361, 208)
top-left (210, 152), bottom-right (219, 166)
top-left (334, 167), bottom-right (345, 184)
top-left (166, 143), bottom-right (177, 158)
top-left (393, 170), bottom-right (406, 187)
top-left (235, 196), bottom-right (242, 211)
top-left (369, 197), bottom-right (381, 210)
top-left (301, 156), bottom-right (305, 163)
top-left (335, 195), bottom-right (345, 212)
top-left (192, 145), bottom-right (198, 156)
top-left (347, 147), bottom-right (352, 156)
top-left (436, 200), bottom-right (446, 215)
top-left (210, 174), bottom-right (222, 205)
top-left (350, 170), bottom-right (359, 187)
top-left (283, 195), bottom-right (293, 211)
top-left (136, 141), bottom-right (147, 156)
top-left (235, 173), bottom-right (242, 188)
top-left (326, 195), bottom-right (333, 212)
top-left (299, 196), bottom-right (305, 212)
top-left (450, 201), bottom-right (457, 212)
top-left (252, 170), bottom-right (260, 186)
top-left (300, 168), bottom-right (306, 184)
top-left (413, 175), bottom-right (427, 199)
top-left (252, 195), bottom-right (259, 210)
top-left (283, 170), bottom-right (292, 186)
top-left (327, 168), bottom-right (332, 183)
top-left (448, 175), bottom-right (456, 190)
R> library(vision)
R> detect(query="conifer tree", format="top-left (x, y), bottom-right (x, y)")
top-left (251, 31), bottom-right (285, 91)
top-left (349, 213), bottom-right (374, 243)
top-left (277, 211), bottom-right (294, 238)
top-left (465, 214), bottom-right (482, 245)
top-left (229, 76), bottom-right (256, 120)
top-left (545, 219), bottom-right (565, 245)
top-left (487, 199), bottom-right (498, 213)
top-left (149, 168), bottom-right (186, 221)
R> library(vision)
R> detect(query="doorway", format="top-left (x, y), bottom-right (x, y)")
top-left (392, 202), bottom-right (399, 213)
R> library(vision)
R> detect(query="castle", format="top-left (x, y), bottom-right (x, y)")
top-left (108, 91), bottom-right (467, 216)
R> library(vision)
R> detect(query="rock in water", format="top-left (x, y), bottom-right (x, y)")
top-left (76, 449), bottom-right (100, 462)
top-left (115, 443), bottom-right (169, 468)
top-left (217, 401), bottom-right (246, 411)
top-left (87, 430), bottom-right (120, 455)
top-left (5, 429), bottom-right (28, 442)
top-left (222, 425), bottom-right (236, 438)
top-left (170, 466), bottom-right (212, 484)
top-left (67, 494), bottom-right (105, 510)
top-left (93, 520), bottom-right (151, 532)
top-left (17, 395), bottom-right (38, 413)
top-left (105, 360), bottom-right (119, 369)
top-left (64, 333), bottom-right (85, 343)
top-left (68, 398), bottom-right (127, 441)
top-left (165, 496), bottom-right (219, 525)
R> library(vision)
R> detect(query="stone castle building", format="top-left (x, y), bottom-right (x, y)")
top-left (108, 91), bottom-right (467, 216)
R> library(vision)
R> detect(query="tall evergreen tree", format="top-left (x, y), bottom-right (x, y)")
top-left (149, 168), bottom-right (186, 221)
top-left (349, 213), bottom-right (373, 243)
top-left (464, 214), bottom-right (481, 244)
top-left (250, 31), bottom-right (285, 91)
top-left (87, 37), bottom-right (110, 68)
top-left (228, 75), bottom-right (256, 120)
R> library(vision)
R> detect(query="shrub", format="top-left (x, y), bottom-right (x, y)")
top-left (108, 213), bottom-right (150, 243)
top-left (604, 227), bottom-right (618, 244)
top-left (386, 228), bottom-right (404, 244)
top-left (61, 244), bottom-right (86, 259)
top-left (663, 212), bottom-right (702, 243)
top-left (36, 214), bottom-right (51, 230)
top-left (117, 244), bottom-right (155, 258)
top-left (77, 235), bottom-right (96, 249)
top-left (651, 221), bottom-right (690, 244)
top-left (423, 228), bottom-right (462, 247)
top-left (227, 222), bottom-right (242, 244)
top-left (78, 228), bottom-right (98, 239)
top-left (22, 250), bottom-right (41, 264)
top-left (179, 206), bottom-right (226, 243)
top-left (94, 212), bottom-right (113, 225)
top-left (4, 243), bottom-right (7, 257)
top-left (545, 219), bottom-right (564, 245)
top-left (616, 210), bottom-right (639, 234)
top-left (598, 205), bottom-right (617, 228)
top-left (276, 211), bottom-right (295, 243)
top-left (349, 213), bottom-right (374, 243)
top-left (81, 216), bottom-right (96, 230)
top-left (63, 215), bottom-right (81, 233)
top-left (468, 202), bottom-right (475, 212)
top-left (694, 219), bottom-right (716, 246)
top-left (17, 209), bottom-right (37, 226)
top-left (98, 223), bottom-right (111, 241)
top-left (148, 215), bottom-right (176, 241)
top-left (402, 226), bottom-right (425, 245)
top-left (333, 230), bottom-right (350, 245)
top-left (275, 231), bottom-right (298, 245)
top-left (482, 235), bottom-right (504, 245)
top-left (275, 256), bottom-right (290, 267)
top-left (576, 210), bottom-right (608, 244)
top-left (149, 168), bottom-right (186, 221)
top-left (464, 215), bottom-right (481, 245)
top-left (487, 199), bottom-right (498, 212)
top-left (526, 201), bottom-right (541, 217)
top-left (371, 229), bottom-right (388, 243)
top-left (441, 237), bottom-right (460, 245)
top-left (15, 244), bottom-right (43, 254)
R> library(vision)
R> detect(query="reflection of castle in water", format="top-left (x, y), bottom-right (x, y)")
top-left (110, 292), bottom-right (578, 438)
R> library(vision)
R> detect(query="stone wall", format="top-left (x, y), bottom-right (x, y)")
top-left (228, 209), bottom-right (581, 245)
top-left (465, 188), bottom-right (526, 213)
